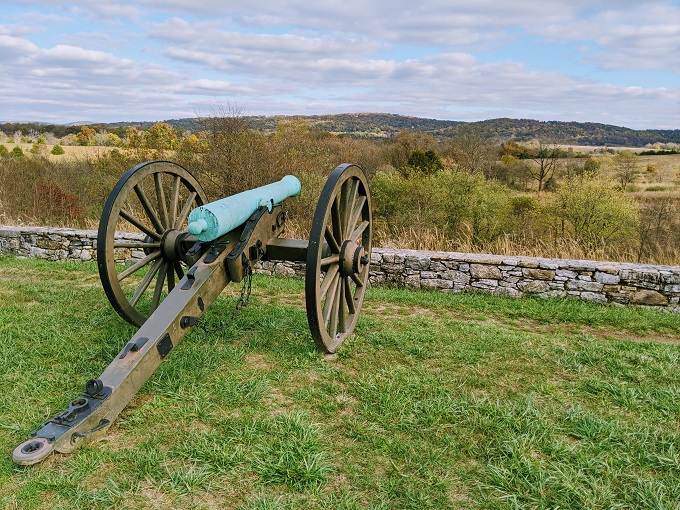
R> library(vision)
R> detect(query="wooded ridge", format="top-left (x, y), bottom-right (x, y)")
top-left (2, 114), bottom-right (679, 146)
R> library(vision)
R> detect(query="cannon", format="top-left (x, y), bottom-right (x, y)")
top-left (12, 160), bottom-right (372, 465)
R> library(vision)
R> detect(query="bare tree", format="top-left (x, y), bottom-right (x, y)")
top-left (443, 124), bottom-right (496, 177)
top-left (528, 143), bottom-right (563, 192)
top-left (613, 151), bottom-right (639, 189)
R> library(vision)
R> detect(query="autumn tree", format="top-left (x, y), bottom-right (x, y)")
top-left (124, 127), bottom-right (145, 148)
top-left (76, 125), bottom-right (96, 146)
top-left (147, 122), bottom-right (178, 150)
top-left (107, 133), bottom-right (124, 147)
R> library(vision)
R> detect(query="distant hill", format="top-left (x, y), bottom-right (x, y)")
top-left (437, 118), bottom-right (680, 146)
top-left (158, 114), bottom-right (680, 146)
top-left (105, 113), bottom-right (461, 137)
top-left (2, 114), bottom-right (679, 146)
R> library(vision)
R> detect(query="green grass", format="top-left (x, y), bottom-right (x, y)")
top-left (0, 256), bottom-right (679, 509)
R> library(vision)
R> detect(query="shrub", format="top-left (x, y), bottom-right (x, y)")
top-left (371, 168), bottom-right (515, 246)
top-left (51, 144), bottom-right (65, 155)
top-left (548, 176), bottom-right (638, 250)
top-left (10, 146), bottom-right (23, 157)
top-left (406, 149), bottom-right (443, 175)
top-left (0, 145), bottom-right (7, 156)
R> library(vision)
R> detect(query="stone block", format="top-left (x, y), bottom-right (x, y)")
top-left (522, 268), bottom-right (555, 280)
top-left (659, 272), bottom-right (680, 284)
top-left (494, 287), bottom-right (521, 298)
top-left (594, 271), bottom-right (620, 284)
top-left (441, 270), bottom-right (471, 284)
top-left (630, 290), bottom-right (668, 305)
top-left (470, 264), bottom-right (501, 279)
top-left (405, 275), bottom-right (421, 288)
top-left (620, 269), bottom-right (660, 284)
top-left (518, 280), bottom-right (550, 293)
top-left (471, 279), bottom-right (499, 290)
top-left (421, 278), bottom-right (453, 289)
top-left (538, 290), bottom-right (567, 299)
top-left (566, 280), bottom-right (604, 292)
top-left (405, 255), bottom-right (431, 271)
top-left (580, 292), bottom-right (608, 303)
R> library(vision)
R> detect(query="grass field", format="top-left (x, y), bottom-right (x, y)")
top-left (0, 257), bottom-right (679, 509)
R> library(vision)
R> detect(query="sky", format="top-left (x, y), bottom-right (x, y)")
top-left (1, 1), bottom-right (679, 129)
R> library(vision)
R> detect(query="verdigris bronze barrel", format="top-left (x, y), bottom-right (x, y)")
top-left (188, 175), bottom-right (301, 241)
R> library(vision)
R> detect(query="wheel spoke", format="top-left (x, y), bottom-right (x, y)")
top-left (324, 225), bottom-right (340, 254)
top-left (174, 263), bottom-right (185, 280)
top-left (129, 258), bottom-right (163, 306)
top-left (150, 262), bottom-right (168, 313)
top-left (167, 262), bottom-right (175, 292)
top-left (175, 191), bottom-right (197, 229)
top-left (169, 175), bottom-right (181, 227)
top-left (320, 254), bottom-right (339, 267)
top-left (133, 184), bottom-right (164, 234)
top-left (154, 173), bottom-right (170, 229)
top-left (350, 271), bottom-right (364, 287)
top-left (338, 277), bottom-right (347, 334)
top-left (349, 220), bottom-right (369, 243)
top-left (322, 273), bottom-right (340, 324)
top-left (113, 241), bottom-right (160, 249)
top-left (120, 210), bottom-right (162, 240)
top-left (339, 179), bottom-right (352, 236)
top-left (325, 274), bottom-right (341, 336)
top-left (344, 277), bottom-right (356, 315)
top-left (320, 264), bottom-right (339, 300)
top-left (344, 179), bottom-right (358, 233)
top-left (331, 197), bottom-right (343, 243)
top-left (347, 195), bottom-right (366, 238)
top-left (117, 251), bottom-right (161, 282)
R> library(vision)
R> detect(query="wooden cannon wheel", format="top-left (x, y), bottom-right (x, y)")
top-left (306, 164), bottom-right (372, 353)
top-left (97, 161), bottom-right (207, 327)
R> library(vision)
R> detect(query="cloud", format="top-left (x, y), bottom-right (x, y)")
top-left (4, 0), bottom-right (679, 127)
top-left (530, 3), bottom-right (680, 72)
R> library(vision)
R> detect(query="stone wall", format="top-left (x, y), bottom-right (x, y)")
top-left (2, 225), bottom-right (679, 312)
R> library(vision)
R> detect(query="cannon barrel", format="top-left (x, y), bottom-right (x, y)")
top-left (188, 175), bottom-right (301, 242)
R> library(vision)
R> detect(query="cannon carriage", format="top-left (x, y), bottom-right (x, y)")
top-left (13, 160), bottom-right (372, 465)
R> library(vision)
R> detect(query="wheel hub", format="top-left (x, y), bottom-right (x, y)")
top-left (340, 240), bottom-right (367, 276)
top-left (160, 229), bottom-right (185, 263)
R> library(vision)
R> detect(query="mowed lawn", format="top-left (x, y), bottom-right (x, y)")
top-left (0, 256), bottom-right (678, 509)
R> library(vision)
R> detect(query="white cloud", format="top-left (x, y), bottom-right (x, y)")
top-left (3, 0), bottom-right (679, 127)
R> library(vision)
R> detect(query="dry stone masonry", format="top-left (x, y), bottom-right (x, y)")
top-left (2, 226), bottom-right (679, 312)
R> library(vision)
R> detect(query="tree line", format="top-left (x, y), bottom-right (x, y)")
top-left (1, 114), bottom-right (679, 265)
